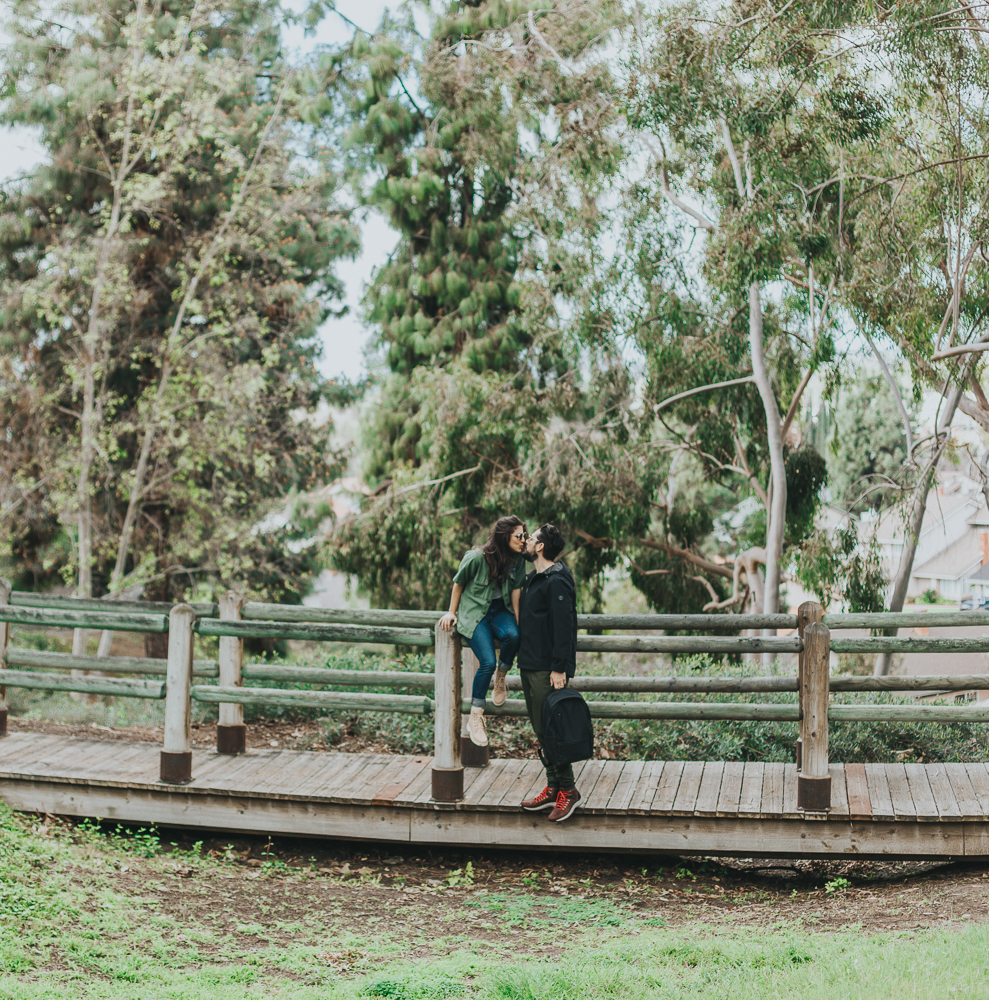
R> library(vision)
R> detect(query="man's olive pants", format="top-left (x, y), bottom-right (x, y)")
top-left (520, 669), bottom-right (575, 789)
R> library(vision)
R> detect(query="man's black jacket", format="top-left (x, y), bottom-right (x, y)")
top-left (518, 561), bottom-right (577, 678)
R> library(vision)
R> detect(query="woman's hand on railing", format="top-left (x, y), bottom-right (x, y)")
top-left (438, 611), bottom-right (457, 632)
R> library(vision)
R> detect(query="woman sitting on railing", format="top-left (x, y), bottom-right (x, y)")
top-left (439, 515), bottom-right (528, 747)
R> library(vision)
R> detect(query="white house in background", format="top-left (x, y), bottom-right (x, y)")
top-left (872, 478), bottom-right (989, 602)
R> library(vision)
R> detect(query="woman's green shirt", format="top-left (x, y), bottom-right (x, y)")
top-left (452, 548), bottom-right (527, 640)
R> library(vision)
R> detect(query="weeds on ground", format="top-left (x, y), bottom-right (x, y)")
top-left (2, 801), bottom-right (988, 999)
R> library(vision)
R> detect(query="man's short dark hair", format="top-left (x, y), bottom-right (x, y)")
top-left (536, 523), bottom-right (565, 561)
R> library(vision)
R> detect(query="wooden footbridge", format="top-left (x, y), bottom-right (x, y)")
top-left (4, 583), bottom-right (989, 858)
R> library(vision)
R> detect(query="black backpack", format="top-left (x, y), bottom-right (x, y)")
top-left (541, 687), bottom-right (594, 767)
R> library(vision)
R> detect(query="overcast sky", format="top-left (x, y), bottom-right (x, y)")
top-left (0, 0), bottom-right (401, 385)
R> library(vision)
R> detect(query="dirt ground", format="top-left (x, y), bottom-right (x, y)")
top-left (87, 827), bottom-right (989, 940)
top-left (8, 712), bottom-right (533, 756)
top-left (9, 715), bottom-right (989, 935)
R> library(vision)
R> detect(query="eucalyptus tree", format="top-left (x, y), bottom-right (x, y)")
top-left (838, 3), bottom-right (989, 671)
top-left (0, 0), bottom-right (358, 635)
top-left (620, 0), bottom-right (885, 615)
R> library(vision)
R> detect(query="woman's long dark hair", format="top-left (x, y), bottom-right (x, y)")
top-left (481, 515), bottom-right (525, 584)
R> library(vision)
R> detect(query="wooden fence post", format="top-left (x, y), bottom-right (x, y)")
top-left (795, 601), bottom-right (824, 769)
top-left (160, 604), bottom-right (195, 783)
top-left (797, 620), bottom-right (831, 811)
top-left (432, 623), bottom-right (464, 801)
top-left (0, 578), bottom-right (10, 736)
top-left (216, 591), bottom-right (246, 754)
top-left (460, 644), bottom-right (490, 768)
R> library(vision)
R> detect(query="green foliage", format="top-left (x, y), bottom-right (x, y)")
top-left (826, 373), bottom-right (914, 512)
top-left (784, 447), bottom-right (828, 546)
top-left (0, 0), bottom-right (358, 604)
top-left (795, 525), bottom-right (887, 613)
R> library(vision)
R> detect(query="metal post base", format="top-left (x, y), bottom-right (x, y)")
top-left (431, 766), bottom-right (464, 802)
top-left (216, 724), bottom-right (246, 755)
top-left (159, 750), bottom-right (193, 784)
top-left (797, 774), bottom-right (831, 811)
top-left (461, 739), bottom-right (490, 768)
top-left (0, 708), bottom-right (7, 737)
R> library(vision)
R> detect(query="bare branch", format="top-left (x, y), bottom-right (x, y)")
top-left (527, 10), bottom-right (574, 76)
top-left (720, 116), bottom-right (745, 199)
top-left (654, 375), bottom-right (755, 412)
top-left (780, 366), bottom-right (813, 443)
top-left (864, 331), bottom-right (913, 457)
top-left (641, 136), bottom-right (717, 231)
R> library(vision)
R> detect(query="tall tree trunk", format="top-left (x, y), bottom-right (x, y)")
top-left (92, 78), bottom-right (291, 632)
top-left (748, 282), bottom-right (787, 615)
top-left (72, 0), bottom-right (146, 680)
top-left (873, 379), bottom-right (965, 675)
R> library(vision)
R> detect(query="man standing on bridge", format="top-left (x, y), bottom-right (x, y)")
top-left (518, 524), bottom-right (581, 822)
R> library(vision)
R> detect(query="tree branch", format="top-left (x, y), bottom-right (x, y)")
top-left (654, 375), bottom-right (755, 412)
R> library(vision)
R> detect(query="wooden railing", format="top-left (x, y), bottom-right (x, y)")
top-left (2, 584), bottom-right (989, 808)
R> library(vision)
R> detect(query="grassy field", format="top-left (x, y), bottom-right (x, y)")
top-left (2, 801), bottom-right (988, 1000)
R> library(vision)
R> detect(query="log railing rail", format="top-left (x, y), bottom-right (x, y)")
top-left (4, 586), bottom-right (989, 806)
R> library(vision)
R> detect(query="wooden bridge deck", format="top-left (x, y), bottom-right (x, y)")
top-left (4, 733), bottom-right (989, 859)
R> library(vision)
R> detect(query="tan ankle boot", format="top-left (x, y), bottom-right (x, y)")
top-left (492, 669), bottom-right (508, 707)
top-left (468, 706), bottom-right (488, 746)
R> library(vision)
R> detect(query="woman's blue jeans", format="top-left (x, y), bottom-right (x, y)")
top-left (465, 599), bottom-right (520, 708)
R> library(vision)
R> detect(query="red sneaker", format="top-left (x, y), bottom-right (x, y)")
top-left (547, 787), bottom-right (581, 822)
top-left (521, 785), bottom-right (559, 811)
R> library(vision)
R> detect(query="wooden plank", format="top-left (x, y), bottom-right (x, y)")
top-left (476, 758), bottom-right (526, 811)
top-left (828, 764), bottom-right (849, 817)
top-left (926, 763), bottom-right (962, 822)
top-left (461, 759), bottom-right (513, 807)
top-left (582, 762), bottom-right (625, 815)
top-left (324, 755), bottom-right (394, 803)
top-left (737, 762), bottom-right (765, 818)
top-left (196, 749), bottom-right (285, 792)
top-left (371, 756), bottom-right (431, 805)
top-left (606, 759), bottom-right (645, 814)
top-left (497, 759), bottom-right (549, 812)
top-left (504, 759), bottom-right (548, 809)
top-left (864, 764), bottom-right (895, 821)
top-left (47, 738), bottom-right (145, 778)
top-left (944, 764), bottom-right (982, 821)
top-left (651, 761), bottom-right (686, 814)
top-left (202, 750), bottom-right (283, 791)
top-left (671, 762), bottom-right (704, 816)
top-left (460, 758), bottom-right (497, 801)
top-left (760, 763), bottom-right (785, 819)
top-left (225, 750), bottom-right (293, 792)
top-left (573, 759), bottom-right (607, 808)
top-left (904, 763), bottom-right (939, 822)
top-left (885, 764), bottom-right (917, 821)
top-left (716, 761), bottom-right (744, 817)
top-left (391, 755), bottom-right (435, 806)
top-left (782, 764), bottom-right (799, 819)
top-left (98, 742), bottom-right (161, 781)
top-left (628, 761), bottom-right (666, 815)
top-left (289, 753), bottom-right (366, 799)
top-left (844, 762), bottom-right (872, 821)
top-left (249, 751), bottom-right (342, 799)
top-left (0, 733), bottom-right (65, 765)
top-left (294, 752), bottom-right (376, 799)
top-left (345, 755), bottom-right (413, 805)
top-left (694, 761), bottom-right (724, 817)
top-left (964, 763), bottom-right (989, 816)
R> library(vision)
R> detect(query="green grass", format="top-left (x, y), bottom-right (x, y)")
top-left (1, 801), bottom-right (988, 999)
